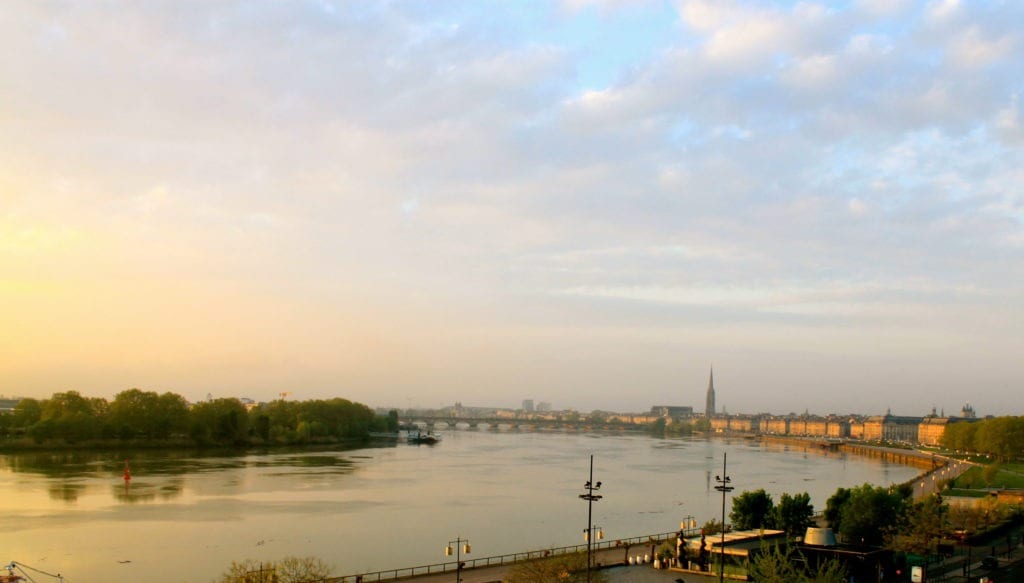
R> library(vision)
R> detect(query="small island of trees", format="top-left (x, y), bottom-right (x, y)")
top-left (0, 389), bottom-right (398, 448)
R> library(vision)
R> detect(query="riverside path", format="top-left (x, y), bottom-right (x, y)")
top-left (329, 532), bottom-right (685, 583)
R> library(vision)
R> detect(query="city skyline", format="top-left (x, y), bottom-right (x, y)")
top-left (2, 2), bottom-right (1023, 415)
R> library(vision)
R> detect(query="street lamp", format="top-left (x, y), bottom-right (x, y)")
top-left (714, 453), bottom-right (734, 583)
top-left (579, 454), bottom-right (603, 583)
top-left (445, 537), bottom-right (471, 583)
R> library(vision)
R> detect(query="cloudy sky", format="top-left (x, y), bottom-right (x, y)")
top-left (2, 0), bottom-right (1022, 416)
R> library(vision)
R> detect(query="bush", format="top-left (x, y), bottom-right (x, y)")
top-left (215, 556), bottom-right (332, 583)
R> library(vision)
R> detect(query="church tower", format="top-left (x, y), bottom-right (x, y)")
top-left (705, 366), bottom-right (716, 417)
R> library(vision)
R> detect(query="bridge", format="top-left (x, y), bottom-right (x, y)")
top-left (401, 416), bottom-right (638, 431)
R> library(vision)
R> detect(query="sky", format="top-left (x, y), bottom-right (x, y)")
top-left (1, 0), bottom-right (1022, 416)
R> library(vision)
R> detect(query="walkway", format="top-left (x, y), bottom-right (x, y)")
top-left (329, 533), bottom-right (682, 583)
top-left (911, 455), bottom-right (975, 499)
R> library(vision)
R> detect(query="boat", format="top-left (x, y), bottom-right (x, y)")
top-left (407, 429), bottom-right (441, 445)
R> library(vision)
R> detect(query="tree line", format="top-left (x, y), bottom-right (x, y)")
top-left (0, 389), bottom-right (397, 447)
top-left (940, 415), bottom-right (1024, 461)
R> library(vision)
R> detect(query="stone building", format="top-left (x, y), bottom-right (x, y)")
top-left (762, 417), bottom-right (790, 434)
top-left (862, 411), bottom-right (921, 442)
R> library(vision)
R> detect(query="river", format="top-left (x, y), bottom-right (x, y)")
top-left (0, 431), bottom-right (920, 583)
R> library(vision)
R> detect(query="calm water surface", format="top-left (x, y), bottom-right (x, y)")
top-left (0, 432), bottom-right (920, 583)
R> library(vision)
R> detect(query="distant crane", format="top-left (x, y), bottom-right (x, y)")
top-left (279, 391), bottom-right (292, 401)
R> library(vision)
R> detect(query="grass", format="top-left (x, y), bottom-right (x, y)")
top-left (945, 488), bottom-right (989, 498)
top-left (951, 466), bottom-right (1024, 490)
top-left (1001, 462), bottom-right (1024, 474)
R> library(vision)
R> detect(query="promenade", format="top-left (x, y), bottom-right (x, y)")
top-left (330, 533), bottom-right (683, 583)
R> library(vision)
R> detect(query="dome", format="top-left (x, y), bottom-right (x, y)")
top-left (804, 527), bottom-right (837, 547)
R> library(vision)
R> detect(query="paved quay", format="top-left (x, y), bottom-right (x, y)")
top-left (332, 542), bottom-right (680, 583)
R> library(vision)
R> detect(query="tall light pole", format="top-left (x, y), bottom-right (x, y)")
top-left (578, 454), bottom-right (603, 583)
top-left (714, 453), bottom-right (734, 583)
top-left (445, 537), bottom-right (471, 583)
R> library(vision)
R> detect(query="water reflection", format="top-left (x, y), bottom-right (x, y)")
top-left (1, 445), bottom-right (371, 480)
top-left (112, 478), bottom-right (185, 503)
top-left (48, 481), bottom-right (87, 502)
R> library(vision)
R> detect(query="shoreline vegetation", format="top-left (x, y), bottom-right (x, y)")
top-left (0, 389), bottom-right (399, 451)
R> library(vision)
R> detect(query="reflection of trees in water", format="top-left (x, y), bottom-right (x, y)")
top-left (4, 446), bottom-right (365, 480)
top-left (112, 478), bottom-right (185, 503)
top-left (48, 481), bottom-right (86, 502)
top-left (11, 451), bottom-right (107, 478)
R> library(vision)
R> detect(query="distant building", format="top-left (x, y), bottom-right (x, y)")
top-left (650, 405), bottom-right (694, 418)
top-left (522, 399), bottom-right (534, 412)
top-left (862, 410), bottom-right (921, 442)
top-left (918, 415), bottom-right (979, 446)
top-left (762, 417), bottom-right (789, 435)
top-left (710, 414), bottom-right (759, 433)
top-left (537, 402), bottom-right (552, 412)
top-left (961, 403), bottom-right (977, 418)
top-left (705, 367), bottom-right (716, 417)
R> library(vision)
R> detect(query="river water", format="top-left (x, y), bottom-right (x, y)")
top-left (0, 431), bottom-right (919, 583)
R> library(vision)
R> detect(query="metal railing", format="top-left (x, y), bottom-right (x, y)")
top-left (330, 530), bottom-right (692, 583)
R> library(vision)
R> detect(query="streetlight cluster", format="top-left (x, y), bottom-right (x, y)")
top-left (579, 455), bottom-right (603, 583)
top-left (444, 537), bottom-right (471, 583)
top-left (714, 454), bottom-right (735, 583)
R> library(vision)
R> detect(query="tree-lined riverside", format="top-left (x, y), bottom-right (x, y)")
top-left (0, 389), bottom-right (392, 447)
top-left (0, 430), bottom-right (919, 583)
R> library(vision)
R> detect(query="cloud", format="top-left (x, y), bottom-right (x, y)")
top-left (2, 1), bottom-right (1023, 413)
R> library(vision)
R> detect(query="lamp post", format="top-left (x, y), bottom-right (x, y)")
top-left (578, 454), bottom-right (603, 583)
top-left (445, 537), bottom-right (471, 583)
top-left (714, 453), bottom-right (734, 583)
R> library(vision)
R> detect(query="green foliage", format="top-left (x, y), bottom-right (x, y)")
top-left (889, 494), bottom-right (948, 554)
top-left (731, 489), bottom-right (776, 530)
top-left (2, 390), bottom-right (379, 448)
top-left (729, 489), bottom-right (814, 537)
top-left (507, 551), bottom-right (606, 583)
top-left (12, 398), bottom-right (42, 428)
top-left (190, 398), bottom-right (250, 444)
top-left (823, 487), bottom-right (851, 534)
top-left (951, 465), bottom-right (1024, 489)
top-left (701, 518), bottom-right (723, 536)
top-left (775, 492), bottom-right (814, 538)
top-left (940, 416), bottom-right (1024, 461)
top-left (747, 542), bottom-right (846, 583)
top-left (650, 417), bottom-right (706, 437)
top-left (108, 389), bottom-right (189, 439)
top-left (215, 555), bottom-right (331, 583)
top-left (824, 483), bottom-right (909, 546)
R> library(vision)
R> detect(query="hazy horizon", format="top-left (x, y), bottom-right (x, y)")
top-left (3, 1), bottom-right (1022, 416)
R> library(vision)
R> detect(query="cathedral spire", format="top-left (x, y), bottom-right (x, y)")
top-left (705, 366), bottom-right (716, 417)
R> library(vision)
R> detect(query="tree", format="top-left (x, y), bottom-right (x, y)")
top-left (216, 556), bottom-right (331, 583)
top-left (108, 389), bottom-right (188, 440)
top-left (701, 518), bottom-right (724, 536)
top-left (189, 398), bottom-right (249, 444)
top-left (826, 484), bottom-right (908, 546)
top-left (823, 487), bottom-right (851, 534)
top-left (941, 421), bottom-right (978, 452)
top-left (730, 489), bottom-right (776, 530)
top-left (748, 542), bottom-right (846, 583)
top-left (11, 398), bottom-right (42, 429)
top-left (507, 551), bottom-right (606, 583)
top-left (891, 493), bottom-right (948, 554)
top-left (775, 492), bottom-right (814, 538)
top-left (37, 391), bottom-right (104, 443)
